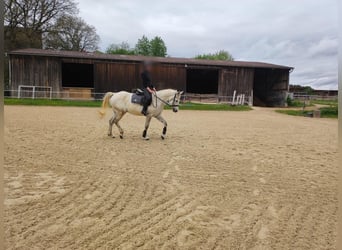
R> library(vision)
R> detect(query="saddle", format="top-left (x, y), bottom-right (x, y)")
top-left (131, 88), bottom-right (145, 105)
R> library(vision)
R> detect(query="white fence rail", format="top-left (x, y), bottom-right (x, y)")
top-left (5, 89), bottom-right (253, 106)
top-left (18, 85), bottom-right (52, 99)
top-left (6, 89), bottom-right (106, 100)
top-left (293, 94), bottom-right (338, 101)
top-left (183, 92), bottom-right (253, 106)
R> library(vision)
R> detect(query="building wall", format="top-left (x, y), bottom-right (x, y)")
top-left (9, 54), bottom-right (290, 106)
top-left (218, 67), bottom-right (254, 96)
top-left (94, 62), bottom-right (140, 93)
top-left (152, 64), bottom-right (186, 91)
top-left (94, 62), bottom-right (186, 93)
top-left (10, 55), bottom-right (62, 93)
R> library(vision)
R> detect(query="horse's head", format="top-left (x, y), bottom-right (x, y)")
top-left (171, 90), bottom-right (184, 113)
top-left (156, 89), bottom-right (184, 112)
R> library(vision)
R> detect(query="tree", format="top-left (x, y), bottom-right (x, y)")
top-left (150, 36), bottom-right (167, 57)
top-left (5, 0), bottom-right (77, 33)
top-left (44, 15), bottom-right (99, 52)
top-left (195, 50), bottom-right (234, 61)
top-left (105, 35), bottom-right (168, 57)
top-left (135, 35), bottom-right (151, 56)
top-left (290, 85), bottom-right (314, 94)
top-left (106, 42), bottom-right (135, 55)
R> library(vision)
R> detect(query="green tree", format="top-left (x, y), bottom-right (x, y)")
top-left (150, 36), bottom-right (167, 57)
top-left (135, 35), bottom-right (151, 56)
top-left (44, 15), bottom-right (99, 51)
top-left (106, 42), bottom-right (135, 55)
top-left (195, 50), bottom-right (234, 61)
top-left (106, 35), bottom-right (168, 57)
top-left (5, 0), bottom-right (77, 45)
top-left (4, 0), bottom-right (78, 89)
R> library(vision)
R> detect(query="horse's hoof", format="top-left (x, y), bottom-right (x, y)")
top-left (120, 135), bottom-right (123, 139)
top-left (161, 135), bottom-right (165, 140)
top-left (142, 137), bottom-right (150, 140)
top-left (112, 135), bottom-right (115, 138)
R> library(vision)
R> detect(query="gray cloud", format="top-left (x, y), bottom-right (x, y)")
top-left (77, 0), bottom-right (338, 90)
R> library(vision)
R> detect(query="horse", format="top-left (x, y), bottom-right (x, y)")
top-left (99, 89), bottom-right (183, 140)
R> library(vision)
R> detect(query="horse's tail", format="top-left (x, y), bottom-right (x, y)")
top-left (98, 92), bottom-right (114, 118)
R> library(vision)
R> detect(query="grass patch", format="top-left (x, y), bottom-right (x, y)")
top-left (319, 106), bottom-right (338, 118)
top-left (287, 99), bottom-right (312, 107)
top-left (311, 99), bottom-right (338, 106)
top-left (4, 98), bottom-right (252, 111)
top-left (4, 98), bottom-right (102, 107)
top-left (276, 106), bottom-right (338, 119)
top-left (168, 102), bottom-right (251, 111)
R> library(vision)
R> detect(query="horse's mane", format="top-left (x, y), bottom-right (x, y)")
top-left (156, 89), bottom-right (177, 95)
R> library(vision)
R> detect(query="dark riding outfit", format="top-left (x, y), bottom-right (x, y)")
top-left (141, 69), bottom-right (154, 116)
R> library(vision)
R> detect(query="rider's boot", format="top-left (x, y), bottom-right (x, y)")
top-left (141, 105), bottom-right (148, 116)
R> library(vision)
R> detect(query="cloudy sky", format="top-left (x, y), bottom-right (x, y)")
top-left (77, 0), bottom-right (338, 90)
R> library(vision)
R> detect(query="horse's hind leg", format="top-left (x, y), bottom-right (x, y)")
top-left (114, 112), bottom-right (125, 139)
top-left (108, 112), bottom-right (116, 137)
top-left (142, 116), bottom-right (152, 140)
top-left (156, 115), bottom-right (167, 139)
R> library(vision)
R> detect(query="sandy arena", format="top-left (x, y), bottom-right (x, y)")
top-left (4, 105), bottom-right (338, 249)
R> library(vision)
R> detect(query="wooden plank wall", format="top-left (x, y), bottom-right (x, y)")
top-left (94, 62), bottom-right (140, 93)
top-left (63, 87), bottom-right (93, 99)
top-left (152, 64), bottom-right (186, 91)
top-left (10, 55), bottom-right (62, 92)
top-left (218, 67), bottom-right (254, 96)
top-left (94, 63), bottom-right (186, 93)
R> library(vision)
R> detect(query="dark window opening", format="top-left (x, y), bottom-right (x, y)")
top-left (253, 69), bottom-right (268, 107)
top-left (253, 68), bottom-right (288, 107)
top-left (186, 69), bottom-right (218, 94)
top-left (62, 63), bottom-right (94, 88)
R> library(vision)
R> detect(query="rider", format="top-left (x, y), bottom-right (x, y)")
top-left (141, 61), bottom-right (156, 116)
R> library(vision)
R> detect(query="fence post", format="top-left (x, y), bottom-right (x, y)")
top-left (232, 90), bottom-right (236, 105)
top-left (32, 86), bottom-right (36, 99)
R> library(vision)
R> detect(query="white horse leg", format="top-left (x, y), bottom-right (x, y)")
top-left (156, 115), bottom-right (168, 139)
top-left (108, 112), bottom-right (116, 137)
top-left (114, 112), bottom-right (125, 139)
top-left (142, 116), bottom-right (152, 140)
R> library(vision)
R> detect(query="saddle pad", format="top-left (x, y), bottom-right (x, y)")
top-left (131, 94), bottom-right (144, 105)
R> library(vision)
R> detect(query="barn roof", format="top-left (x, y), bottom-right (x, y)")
top-left (8, 48), bottom-right (293, 70)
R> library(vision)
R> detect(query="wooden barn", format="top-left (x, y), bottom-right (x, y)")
top-left (7, 48), bottom-right (293, 106)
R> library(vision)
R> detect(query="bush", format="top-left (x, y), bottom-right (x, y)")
top-left (286, 97), bottom-right (309, 107)
top-left (320, 106), bottom-right (338, 118)
top-left (286, 96), bottom-right (293, 106)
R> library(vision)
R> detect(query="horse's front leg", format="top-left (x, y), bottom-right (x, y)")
top-left (156, 115), bottom-right (167, 139)
top-left (142, 116), bottom-right (152, 140)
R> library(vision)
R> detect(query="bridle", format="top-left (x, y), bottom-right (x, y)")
top-left (152, 92), bottom-right (179, 108)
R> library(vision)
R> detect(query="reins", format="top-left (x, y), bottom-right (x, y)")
top-left (152, 92), bottom-right (179, 108)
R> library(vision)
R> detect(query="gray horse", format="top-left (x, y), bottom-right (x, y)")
top-left (99, 89), bottom-right (183, 140)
